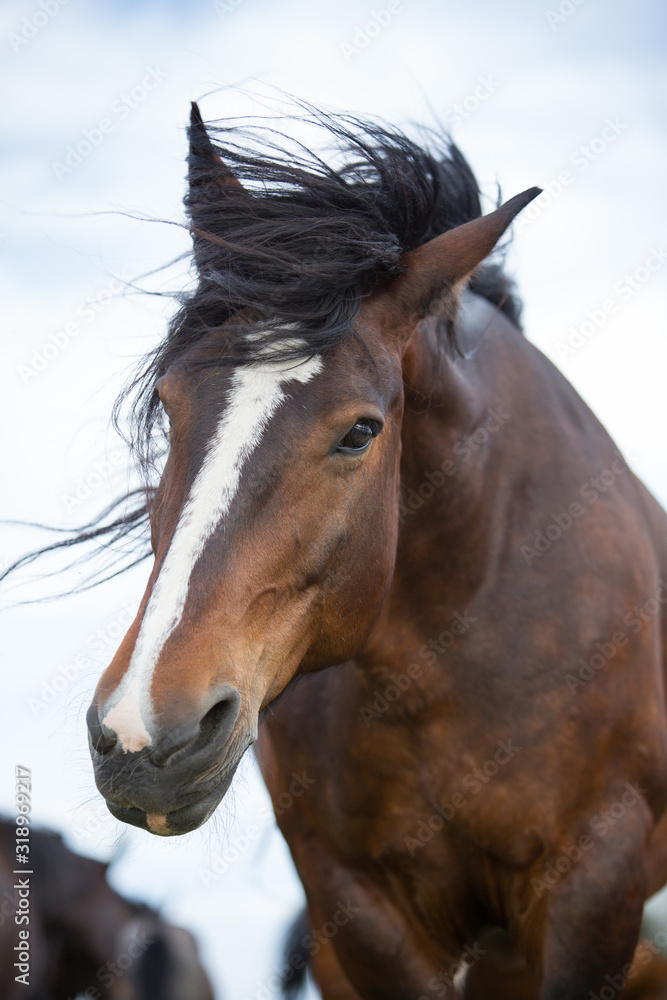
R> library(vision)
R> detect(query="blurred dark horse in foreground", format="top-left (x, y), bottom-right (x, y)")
top-left (29, 98), bottom-right (666, 998)
top-left (0, 820), bottom-right (214, 1000)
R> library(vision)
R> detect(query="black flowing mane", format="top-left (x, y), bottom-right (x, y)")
top-left (1, 102), bottom-right (522, 593)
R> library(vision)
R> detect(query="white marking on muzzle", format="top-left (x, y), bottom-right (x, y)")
top-left (102, 348), bottom-right (323, 752)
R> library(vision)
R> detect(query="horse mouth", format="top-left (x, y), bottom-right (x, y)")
top-left (105, 768), bottom-right (237, 836)
top-left (106, 788), bottom-right (220, 836)
top-left (97, 732), bottom-right (254, 836)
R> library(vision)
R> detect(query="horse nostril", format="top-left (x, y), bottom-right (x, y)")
top-left (149, 687), bottom-right (241, 767)
top-left (86, 703), bottom-right (117, 755)
top-left (151, 722), bottom-right (200, 767)
top-left (199, 687), bottom-right (242, 748)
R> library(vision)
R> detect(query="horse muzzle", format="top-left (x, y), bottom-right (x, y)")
top-left (86, 685), bottom-right (254, 835)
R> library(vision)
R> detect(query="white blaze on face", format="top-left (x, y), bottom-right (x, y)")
top-left (102, 348), bottom-right (323, 752)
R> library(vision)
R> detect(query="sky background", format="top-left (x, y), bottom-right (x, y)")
top-left (1, 1), bottom-right (666, 998)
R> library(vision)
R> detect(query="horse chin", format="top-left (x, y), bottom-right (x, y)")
top-left (105, 765), bottom-right (237, 836)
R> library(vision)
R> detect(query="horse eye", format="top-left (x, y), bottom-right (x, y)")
top-left (338, 420), bottom-right (377, 453)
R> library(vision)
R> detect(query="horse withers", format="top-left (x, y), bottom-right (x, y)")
top-left (85, 103), bottom-right (667, 999)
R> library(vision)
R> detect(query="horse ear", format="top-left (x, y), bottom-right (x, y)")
top-left (187, 102), bottom-right (246, 265)
top-left (388, 187), bottom-right (541, 334)
top-left (187, 101), bottom-right (244, 206)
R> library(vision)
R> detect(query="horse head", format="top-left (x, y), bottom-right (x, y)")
top-left (87, 104), bottom-right (538, 835)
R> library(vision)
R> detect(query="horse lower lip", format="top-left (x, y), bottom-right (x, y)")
top-left (106, 787), bottom-right (220, 836)
top-left (102, 753), bottom-right (243, 834)
top-left (156, 792), bottom-right (220, 834)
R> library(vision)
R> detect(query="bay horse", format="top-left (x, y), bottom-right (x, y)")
top-left (83, 102), bottom-right (667, 999)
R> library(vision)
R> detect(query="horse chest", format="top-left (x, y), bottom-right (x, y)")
top-left (313, 716), bottom-right (540, 879)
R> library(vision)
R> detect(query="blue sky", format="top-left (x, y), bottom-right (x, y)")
top-left (1, 1), bottom-right (666, 997)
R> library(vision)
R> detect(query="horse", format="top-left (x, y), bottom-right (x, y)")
top-left (0, 819), bottom-right (215, 1000)
top-left (79, 101), bottom-right (667, 999)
